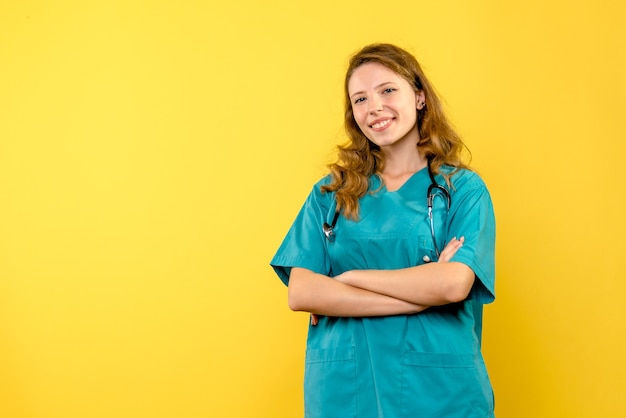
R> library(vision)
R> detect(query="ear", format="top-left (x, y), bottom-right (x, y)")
top-left (415, 91), bottom-right (426, 110)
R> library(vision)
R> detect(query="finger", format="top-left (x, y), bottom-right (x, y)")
top-left (311, 314), bottom-right (319, 326)
top-left (441, 238), bottom-right (460, 255)
top-left (439, 237), bottom-right (464, 262)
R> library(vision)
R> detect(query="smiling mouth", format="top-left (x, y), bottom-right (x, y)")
top-left (370, 119), bottom-right (392, 130)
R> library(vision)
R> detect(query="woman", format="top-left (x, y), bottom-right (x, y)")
top-left (271, 43), bottom-right (496, 417)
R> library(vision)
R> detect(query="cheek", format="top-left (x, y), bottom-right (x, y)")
top-left (352, 108), bottom-right (368, 127)
top-left (350, 111), bottom-right (370, 137)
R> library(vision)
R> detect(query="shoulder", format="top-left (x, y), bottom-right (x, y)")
top-left (311, 174), bottom-right (333, 193)
top-left (313, 174), bottom-right (334, 188)
top-left (442, 166), bottom-right (490, 193)
top-left (441, 167), bottom-right (495, 220)
top-left (307, 175), bottom-right (335, 205)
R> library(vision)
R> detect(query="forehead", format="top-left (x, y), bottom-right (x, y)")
top-left (348, 62), bottom-right (410, 93)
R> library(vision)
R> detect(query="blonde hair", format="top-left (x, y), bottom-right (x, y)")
top-left (321, 43), bottom-right (470, 220)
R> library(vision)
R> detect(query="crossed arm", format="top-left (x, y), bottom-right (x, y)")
top-left (287, 237), bottom-right (475, 322)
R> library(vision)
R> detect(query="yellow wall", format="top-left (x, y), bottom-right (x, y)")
top-left (1, 1), bottom-right (624, 417)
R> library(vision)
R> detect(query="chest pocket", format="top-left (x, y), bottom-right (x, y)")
top-left (417, 233), bottom-right (438, 264)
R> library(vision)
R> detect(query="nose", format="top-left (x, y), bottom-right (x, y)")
top-left (368, 96), bottom-right (383, 114)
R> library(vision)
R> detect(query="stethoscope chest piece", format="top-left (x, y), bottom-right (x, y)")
top-left (323, 211), bottom-right (340, 242)
top-left (322, 222), bottom-right (335, 242)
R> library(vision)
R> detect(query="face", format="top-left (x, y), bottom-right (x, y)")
top-left (348, 62), bottom-right (425, 150)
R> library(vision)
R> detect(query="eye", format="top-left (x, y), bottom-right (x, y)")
top-left (353, 97), bottom-right (366, 105)
top-left (382, 87), bottom-right (397, 94)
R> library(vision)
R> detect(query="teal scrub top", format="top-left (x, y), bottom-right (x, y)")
top-left (271, 166), bottom-right (496, 418)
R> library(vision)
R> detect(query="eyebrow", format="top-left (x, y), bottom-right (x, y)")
top-left (349, 81), bottom-right (398, 100)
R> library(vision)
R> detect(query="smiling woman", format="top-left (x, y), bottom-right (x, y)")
top-left (348, 63), bottom-right (424, 154)
top-left (270, 43), bottom-right (496, 417)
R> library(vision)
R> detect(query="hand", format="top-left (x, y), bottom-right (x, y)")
top-left (311, 314), bottom-right (319, 326)
top-left (438, 236), bottom-right (464, 263)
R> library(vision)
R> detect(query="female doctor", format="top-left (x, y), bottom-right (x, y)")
top-left (271, 43), bottom-right (496, 418)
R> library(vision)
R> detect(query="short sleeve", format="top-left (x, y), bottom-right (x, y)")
top-left (446, 172), bottom-right (496, 304)
top-left (270, 179), bottom-right (333, 286)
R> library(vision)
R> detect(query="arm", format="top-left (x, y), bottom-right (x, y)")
top-left (336, 237), bottom-right (475, 306)
top-left (288, 267), bottom-right (428, 317)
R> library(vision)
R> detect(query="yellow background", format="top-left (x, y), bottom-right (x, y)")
top-left (1, 1), bottom-right (625, 417)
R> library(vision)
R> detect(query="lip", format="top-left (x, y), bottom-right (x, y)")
top-left (368, 117), bottom-right (394, 132)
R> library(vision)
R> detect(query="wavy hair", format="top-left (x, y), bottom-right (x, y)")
top-left (321, 43), bottom-right (470, 220)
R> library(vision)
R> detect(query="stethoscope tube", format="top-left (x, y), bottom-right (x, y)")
top-left (323, 159), bottom-right (451, 261)
top-left (426, 159), bottom-right (451, 258)
top-left (427, 182), bottom-right (451, 258)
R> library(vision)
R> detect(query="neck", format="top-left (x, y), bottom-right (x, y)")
top-left (381, 146), bottom-right (427, 176)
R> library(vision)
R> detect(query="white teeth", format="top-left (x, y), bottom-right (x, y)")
top-left (372, 119), bottom-right (391, 129)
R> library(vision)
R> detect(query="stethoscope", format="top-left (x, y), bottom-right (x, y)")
top-left (323, 158), bottom-right (451, 261)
